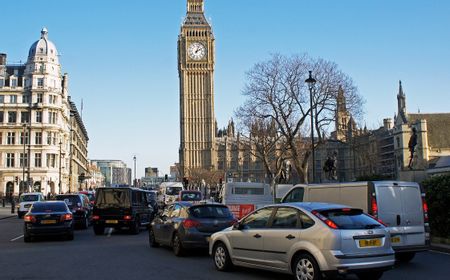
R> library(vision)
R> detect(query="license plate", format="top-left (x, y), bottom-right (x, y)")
top-left (391, 236), bottom-right (401, 243)
top-left (359, 238), bottom-right (382, 247)
top-left (106, 220), bottom-right (118, 224)
top-left (41, 220), bottom-right (57, 224)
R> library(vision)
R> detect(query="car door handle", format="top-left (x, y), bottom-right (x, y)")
top-left (286, 234), bottom-right (295, 240)
top-left (253, 234), bottom-right (262, 238)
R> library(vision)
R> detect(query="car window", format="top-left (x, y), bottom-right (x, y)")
top-left (96, 189), bottom-right (130, 208)
top-left (241, 207), bottom-right (274, 229)
top-left (299, 211), bottom-right (315, 229)
top-left (181, 191), bottom-right (202, 201)
top-left (20, 195), bottom-right (39, 202)
top-left (55, 195), bottom-right (80, 207)
top-left (271, 207), bottom-right (298, 229)
top-left (31, 203), bottom-right (68, 212)
top-left (190, 205), bottom-right (233, 218)
top-left (284, 188), bottom-right (304, 203)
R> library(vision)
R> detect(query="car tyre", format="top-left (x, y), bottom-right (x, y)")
top-left (130, 216), bottom-right (140, 235)
top-left (356, 271), bottom-right (384, 280)
top-left (395, 252), bottom-right (416, 263)
top-left (293, 253), bottom-right (322, 280)
top-left (67, 232), bottom-right (74, 241)
top-left (148, 227), bottom-right (159, 248)
top-left (81, 216), bottom-right (89, 229)
top-left (213, 242), bottom-right (233, 271)
top-left (23, 232), bottom-right (32, 243)
top-left (172, 233), bottom-right (185, 257)
top-left (94, 225), bottom-right (104, 235)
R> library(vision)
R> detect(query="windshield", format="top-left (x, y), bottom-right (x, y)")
top-left (166, 187), bottom-right (182, 196)
top-left (31, 203), bottom-right (67, 213)
top-left (232, 187), bottom-right (264, 195)
top-left (319, 209), bottom-right (383, 229)
top-left (55, 195), bottom-right (80, 208)
top-left (95, 189), bottom-right (130, 208)
top-left (20, 195), bottom-right (39, 202)
top-left (190, 205), bottom-right (233, 219)
top-left (181, 191), bottom-right (201, 201)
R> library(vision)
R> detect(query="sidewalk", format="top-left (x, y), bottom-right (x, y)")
top-left (0, 204), bottom-right (16, 220)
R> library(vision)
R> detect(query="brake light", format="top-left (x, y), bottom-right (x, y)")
top-left (92, 215), bottom-right (100, 220)
top-left (124, 215), bottom-right (133, 220)
top-left (24, 215), bottom-right (36, 223)
top-left (61, 213), bottom-right (73, 221)
top-left (371, 195), bottom-right (378, 219)
top-left (182, 219), bottom-right (200, 229)
top-left (311, 210), bottom-right (339, 229)
top-left (422, 194), bottom-right (429, 223)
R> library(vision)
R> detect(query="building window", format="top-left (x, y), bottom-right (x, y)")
top-left (47, 132), bottom-right (52, 145)
top-left (0, 111), bottom-right (3, 123)
top-left (7, 132), bottom-right (15, 145)
top-left (0, 79), bottom-right (4, 88)
top-left (20, 132), bottom-right (29, 145)
top-left (0, 95), bottom-right (4, 103)
top-left (22, 94), bottom-right (30, 104)
top-left (0, 132), bottom-right (2, 144)
top-left (37, 93), bottom-right (43, 103)
top-left (6, 153), bottom-right (15, 167)
top-left (37, 78), bottom-right (44, 87)
top-left (49, 95), bottom-right (56, 104)
top-left (35, 132), bottom-right (42, 145)
top-left (8, 112), bottom-right (16, 123)
top-left (35, 153), bottom-right (42, 167)
top-left (48, 111), bottom-right (57, 124)
top-left (21, 112), bottom-right (30, 123)
top-left (10, 95), bottom-right (17, 103)
top-left (46, 154), bottom-right (56, 168)
top-left (11, 78), bottom-right (17, 88)
top-left (35, 111), bottom-right (42, 123)
top-left (20, 153), bottom-right (28, 168)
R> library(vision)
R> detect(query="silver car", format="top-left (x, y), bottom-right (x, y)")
top-left (209, 202), bottom-right (395, 280)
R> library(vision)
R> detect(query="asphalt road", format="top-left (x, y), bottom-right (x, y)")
top-left (0, 217), bottom-right (449, 280)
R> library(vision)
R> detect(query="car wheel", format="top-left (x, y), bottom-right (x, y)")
top-left (148, 228), bottom-right (159, 248)
top-left (213, 242), bottom-right (233, 271)
top-left (94, 225), bottom-right (104, 235)
top-left (356, 271), bottom-right (384, 280)
top-left (130, 217), bottom-right (140, 235)
top-left (293, 253), bottom-right (322, 280)
top-left (395, 252), bottom-right (416, 263)
top-left (24, 231), bottom-right (32, 243)
top-left (172, 233), bottom-right (185, 257)
top-left (67, 232), bottom-right (74, 241)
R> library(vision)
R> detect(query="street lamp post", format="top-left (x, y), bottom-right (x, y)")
top-left (133, 155), bottom-right (137, 187)
top-left (22, 124), bottom-right (26, 193)
top-left (59, 141), bottom-right (63, 194)
top-left (305, 71), bottom-right (317, 183)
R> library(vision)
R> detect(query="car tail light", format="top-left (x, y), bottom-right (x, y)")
top-left (370, 194), bottom-right (378, 219)
top-left (61, 213), bottom-right (73, 221)
top-left (124, 215), bottom-right (133, 220)
top-left (182, 219), bottom-right (200, 229)
top-left (92, 215), bottom-right (100, 220)
top-left (24, 215), bottom-right (36, 223)
top-left (422, 194), bottom-right (429, 223)
top-left (311, 210), bottom-right (338, 229)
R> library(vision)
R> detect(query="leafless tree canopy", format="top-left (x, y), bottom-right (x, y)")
top-left (235, 54), bottom-right (364, 183)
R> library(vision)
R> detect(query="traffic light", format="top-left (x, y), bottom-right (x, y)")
top-left (164, 174), bottom-right (168, 181)
top-left (15, 176), bottom-right (19, 184)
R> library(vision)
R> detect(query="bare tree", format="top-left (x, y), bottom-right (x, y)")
top-left (236, 54), bottom-right (363, 183)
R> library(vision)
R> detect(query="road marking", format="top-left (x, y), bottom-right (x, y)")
top-left (107, 228), bottom-right (113, 237)
top-left (10, 235), bottom-right (24, 242)
top-left (430, 250), bottom-right (450, 256)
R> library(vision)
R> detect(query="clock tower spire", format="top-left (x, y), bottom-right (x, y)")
top-left (178, 0), bottom-right (216, 178)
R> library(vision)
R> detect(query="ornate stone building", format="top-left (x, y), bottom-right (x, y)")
top-left (0, 28), bottom-right (89, 197)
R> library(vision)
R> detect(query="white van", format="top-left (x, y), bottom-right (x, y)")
top-left (281, 181), bottom-right (429, 262)
top-left (158, 182), bottom-right (184, 205)
top-left (221, 182), bottom-right (273, 219)
top-left (17, 192), bottom-right (45, 218)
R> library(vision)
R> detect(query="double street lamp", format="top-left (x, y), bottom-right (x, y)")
top-left (305, 71), bottom-right (317, 183)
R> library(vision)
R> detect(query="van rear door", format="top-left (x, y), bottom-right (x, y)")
top-left (398, 183), bottom-right (425, 247)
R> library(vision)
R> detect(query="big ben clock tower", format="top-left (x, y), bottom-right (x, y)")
top-left (178, 0), bottom-right (216, 178)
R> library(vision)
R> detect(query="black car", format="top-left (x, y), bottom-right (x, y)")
top-left (92, 187), bottom-right (153, 235)
top-left (149, 202), bottom-right (236, 256)
top-left (23, 201), bottom-right (74, 242)
top-left (55, 194), bottom-right (92, 229)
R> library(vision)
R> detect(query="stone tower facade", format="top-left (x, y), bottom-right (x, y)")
top-left (178, 0), bottom-right (216, 178)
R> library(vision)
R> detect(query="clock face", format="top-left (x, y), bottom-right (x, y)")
top-left (188, 42), bottom-right (206, 60)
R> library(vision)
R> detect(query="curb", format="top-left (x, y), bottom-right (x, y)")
top-left (430, 243), bottom-right (450, 254)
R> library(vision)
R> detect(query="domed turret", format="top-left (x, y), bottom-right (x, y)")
top-left (27, 28), bottom-right (59, 64)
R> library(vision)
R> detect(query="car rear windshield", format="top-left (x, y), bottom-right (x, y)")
top-left (181, 191), bottom-right (201, 201)
top-left (166, 187), bottom-right (182, 196)
top-left (190, 205), bottom-right (233, 219)
top-left (55, 195), bottom-right (80, 207)
top-left (95, 189), bottom-right (130, 208)
top-left (31, 203), bottom-right (67, 213)
top-left (319, 209), bottom-right (382, 229)
top-left (20, 195), bottom-right (39, 202)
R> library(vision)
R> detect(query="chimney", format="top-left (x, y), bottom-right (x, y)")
top-left (0, 53), bottom-right (6, 65)
top-left (383, 118), bottom-right (393, 129)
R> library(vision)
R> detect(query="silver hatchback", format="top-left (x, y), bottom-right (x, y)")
top-left (209, 202), bottom-right (395, 280)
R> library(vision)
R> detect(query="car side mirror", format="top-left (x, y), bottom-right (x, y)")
top-left (232, 222), bottom-right (242, 230)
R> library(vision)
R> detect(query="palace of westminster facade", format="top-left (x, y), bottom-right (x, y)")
top-left (178, 0), bottom-right (450, 184)
top-left (0, 29), bottom-right (89, 197)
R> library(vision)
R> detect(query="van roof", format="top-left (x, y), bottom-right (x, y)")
top-left (282, 202), bottom-right (355, 211)
top-left (293, 180), bottom-right (420, 189)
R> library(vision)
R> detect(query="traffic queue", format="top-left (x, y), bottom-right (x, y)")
top-left (18, 180), bottom-right (429, 280)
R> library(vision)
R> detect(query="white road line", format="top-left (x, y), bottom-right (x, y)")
top-left (430, 250), bottom-right (450, 256)
top-left (10, 235), bottom-right (24, 242)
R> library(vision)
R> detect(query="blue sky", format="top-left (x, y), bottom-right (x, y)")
top-left (1, 0), bottom-right (449, 176)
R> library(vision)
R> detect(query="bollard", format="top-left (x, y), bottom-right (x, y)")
top-left (2, 198), bottom-right (5, 207)
top-left (11, 199), bottom-right (15, 214)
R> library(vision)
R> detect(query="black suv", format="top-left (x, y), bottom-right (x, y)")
top-left (92, 187), bottom-right (153, 235)
top-left (54, 194), bottom-right (92, 229)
